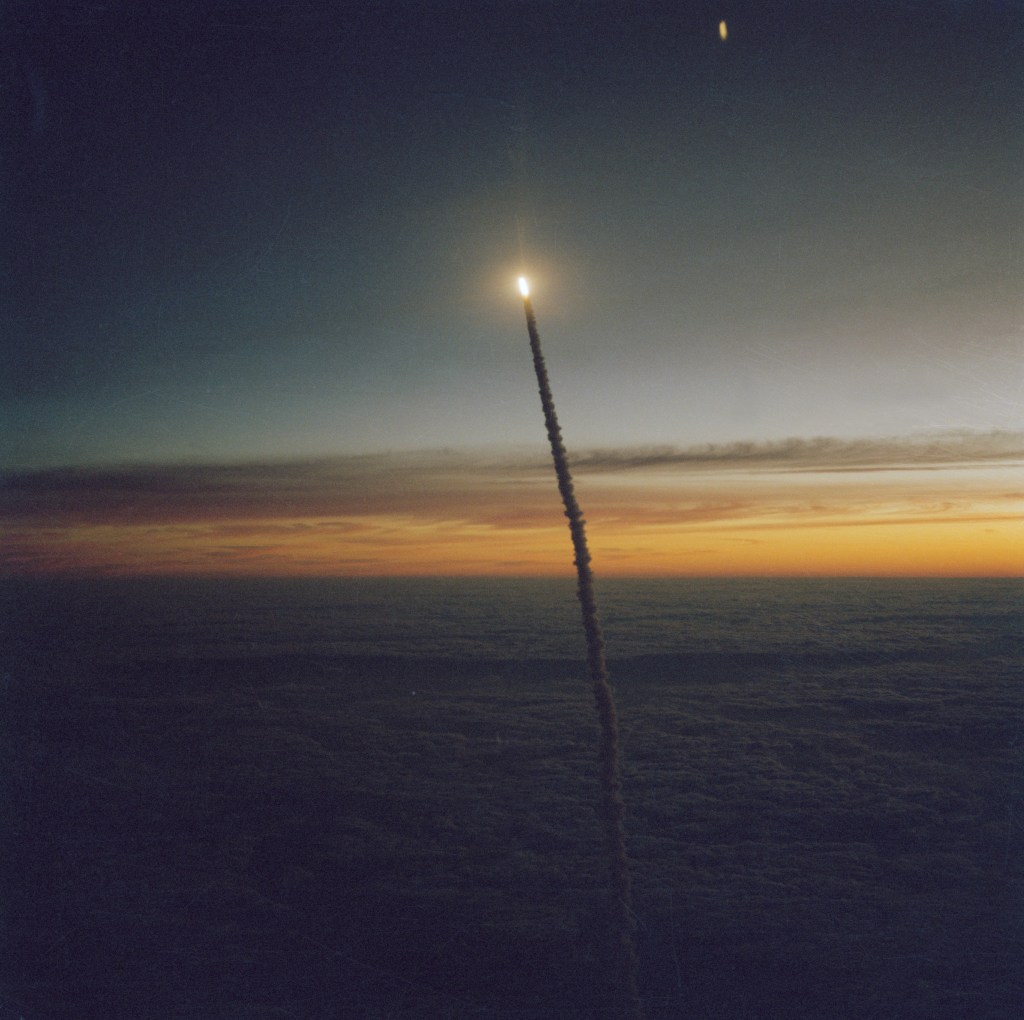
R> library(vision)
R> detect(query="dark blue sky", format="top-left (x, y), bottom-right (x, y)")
top-left (3, 0), bottom-right (1021, 468)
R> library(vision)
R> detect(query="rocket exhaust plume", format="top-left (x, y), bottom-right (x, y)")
top-left (517, 278), bottom-right (643, 1019)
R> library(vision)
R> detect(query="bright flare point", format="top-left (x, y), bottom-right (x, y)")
top-left (518, 276), bottom-right (530, 298)
top-left (719, 19), bottom-right (728, 40)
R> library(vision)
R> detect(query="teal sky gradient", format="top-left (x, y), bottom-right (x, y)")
top-left (2, 1), bottom-right (1020, 470)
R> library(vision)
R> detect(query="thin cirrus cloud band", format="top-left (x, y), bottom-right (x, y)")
top-left (2, 430), bottom-right (1020, 576)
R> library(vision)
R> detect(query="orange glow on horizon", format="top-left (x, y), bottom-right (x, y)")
top-left (4, 513), bottom-right (1019, 579)
top-left (4, 438), bottom-right (1019, 579)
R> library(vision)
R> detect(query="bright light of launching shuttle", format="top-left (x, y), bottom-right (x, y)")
top-left (518, 276), bottom-right (530, 297)
top-left (719, 20), bottom-right (728, 41)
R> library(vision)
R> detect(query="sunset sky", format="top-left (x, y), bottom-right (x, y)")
top-left (2, 1), bottom-right (1021, 576)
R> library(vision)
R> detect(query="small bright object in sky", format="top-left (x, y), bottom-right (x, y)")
top-left (518, 276), bottom-right (530, 297)
top-left (719, 20), bottom-right (727, 41)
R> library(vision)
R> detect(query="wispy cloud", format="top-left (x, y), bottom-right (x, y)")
top-left (2, 431), bottom-right (1020, 575)
top-left (0, 451), bottom-right (493, 524)
top-left (570, 430), bottom-right (1024, 473)
top-left (3, 431), bottom-right (1020, 524)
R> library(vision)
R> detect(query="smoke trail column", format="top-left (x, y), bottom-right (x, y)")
top-left (517, 277), bottom-right (643, 1019)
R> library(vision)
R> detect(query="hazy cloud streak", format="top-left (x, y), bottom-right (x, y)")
top-left (570, 431), bottom-right (1024, 473)
top-left (2, 430), bottom-right (1020, 523)
top-left (1, 431), bottom-right (1019, 576)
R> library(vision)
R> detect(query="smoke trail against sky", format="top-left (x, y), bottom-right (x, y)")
top-left (520, 282), bottom-right (643, 1018)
